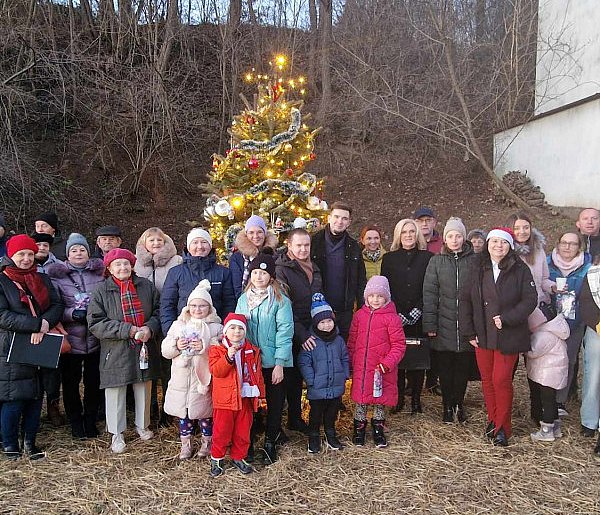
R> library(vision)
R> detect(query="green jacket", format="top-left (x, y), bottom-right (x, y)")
top-left (235, 289), bottom-right (294, 368)
top-left (88, 275), bottom-right (161, 388)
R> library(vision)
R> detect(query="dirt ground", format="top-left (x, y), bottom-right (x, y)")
top-left (1, 366), bottom-right (599, 515)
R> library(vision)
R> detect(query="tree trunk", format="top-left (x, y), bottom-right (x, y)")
top-left (308, 0), bottom-right (318, 89)
top-left (317, 0), bottom-right (332, 122)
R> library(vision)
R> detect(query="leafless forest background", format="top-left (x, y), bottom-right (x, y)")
top-left (1, 0), bottom-right (541, 233)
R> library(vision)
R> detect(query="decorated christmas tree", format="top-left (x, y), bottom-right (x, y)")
top-left (202, 55), bottom-right (329, 262)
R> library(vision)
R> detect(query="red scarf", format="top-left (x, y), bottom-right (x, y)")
top-left (3, 266), bottom-right (50, 313)
top-left (112, 276), bottom-right (145, 343)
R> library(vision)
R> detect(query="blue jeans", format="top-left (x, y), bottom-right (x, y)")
top-left (0, 398), bottom-right (43, 448)
top-left (581, 327), bottom-right (600, 430)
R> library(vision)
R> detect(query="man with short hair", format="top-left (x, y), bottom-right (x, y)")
top-left (414, 207), bottom-right (443, 255)
top-left (276, 228), bottom-right (323, 437)
top-left (576, 208), bottom-right (600, 258)
top-left (93, 226), bottom-right (123, 258)
top-left (310, 201), bottom-right (367, 340)
top-left (32, 232), bottom-right (58, 273)
top-left (34, 212), bottom-right (67, 260)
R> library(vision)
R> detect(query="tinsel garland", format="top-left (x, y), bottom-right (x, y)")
top-left (237, 108), bottom-right (302, 151)
top-left (225, 224), bottom-right (244, 255)
top-left (247, 172), bottom-right (317, 197)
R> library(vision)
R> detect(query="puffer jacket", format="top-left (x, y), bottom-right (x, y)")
top-left (0, 258), bottom-right (64, 401)
top-left (134, 235), bottom-right (183, 294)
top-left (46, 258), bottom-right (105, 354)
top-left (298, 330), bottom-right (349, 400)
top-left (514, 229), bottom-right (554, 304)
top-left (275, 251), bottom-right (323, 352)
top-left (88, 274), bottom-right (161, 388)
top-left (235, 288), bottom-right (294, 368)
top-left (160, 250), bottom-right (235, 334)
top-left (422, 242), bottom-right (476, 352)
top-left (161, 314), bottom-right (222, 420)
top-left (526, 312), bottom-right (570, 390)
top-left (347, 302), bottom-right (406, 406)
top-left (229, 230), bottom-right (279, 299)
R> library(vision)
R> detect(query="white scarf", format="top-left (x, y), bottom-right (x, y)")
top-left (587, 265), bottom-right (600, 310)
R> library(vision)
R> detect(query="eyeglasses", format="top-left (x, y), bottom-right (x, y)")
top-left (189, 304), bottom-right (210, 310)
top-left (558, 241), bottom-right (579, 248)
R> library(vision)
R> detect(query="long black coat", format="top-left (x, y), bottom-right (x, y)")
top-left (381, 248), bottom-right (433, 338)
top-left (0, 259), bottom-right (64, 401)
top-left (310, 227), bottom-right (367, 313)
top-left (275, 251), bottom-right (323, 352)
top-left (459, 252), bottom-right (537, 355)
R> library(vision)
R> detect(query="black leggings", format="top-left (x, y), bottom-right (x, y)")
top-left (529, 379), bottom-right (558, 424)
top-left (434, 350), bottom-right (472, 407)
top-left (397, 369), bottom-right (425, 400)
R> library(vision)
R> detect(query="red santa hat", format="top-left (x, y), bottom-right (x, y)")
top-left (223, 313), bottom-right (247, 334)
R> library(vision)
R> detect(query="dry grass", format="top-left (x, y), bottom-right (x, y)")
top-left (1, 367), bottom-right (599, 515)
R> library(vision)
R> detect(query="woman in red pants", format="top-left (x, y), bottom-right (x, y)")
top-left (460, 228), bottom-right (537, 446)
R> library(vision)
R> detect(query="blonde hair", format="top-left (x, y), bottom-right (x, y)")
top-left (244, 275), bottom-right (288, 303)
top-left (137, 227), bottom-right (168, 248)
top-left (390, 219), bottom-right (427, 251)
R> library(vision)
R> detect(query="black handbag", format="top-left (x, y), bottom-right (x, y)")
top-left (398, 338), bottom-right (431, 370)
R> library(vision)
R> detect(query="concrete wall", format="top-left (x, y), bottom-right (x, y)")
top-left (493, 98), bottom-right (600, 208)
top-left (536, 0), bottom-right (600, 114)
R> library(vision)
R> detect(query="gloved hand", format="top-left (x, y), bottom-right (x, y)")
top-left (72, 309), bottom-right (88, 322)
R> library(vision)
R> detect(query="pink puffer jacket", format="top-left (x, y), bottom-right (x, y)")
top-left (347, 302), bottom-right (406, 406)
top-left (526, 311), bottom-right (569, 390)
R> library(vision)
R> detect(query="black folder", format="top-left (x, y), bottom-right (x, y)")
top-left (7, 332), bottom-right (63, 369)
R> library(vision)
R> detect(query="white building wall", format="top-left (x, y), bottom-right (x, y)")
top-left (493, 98), bottom-right (600, 208)
top-left (536, 0), bottom-right (600, 114)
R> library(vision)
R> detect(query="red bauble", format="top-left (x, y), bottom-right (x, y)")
top-left (246, 115), bottom-right (256, 125)
top-left (309, 152), bottom-right (317, 160)
top-left (225, 149), bottom-right (231, 156)
top-left (285, 168), bottom-right (294, 177)
top-left (248, 157), bottom-right (260, 169)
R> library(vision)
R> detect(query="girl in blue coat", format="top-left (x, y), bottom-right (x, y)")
top-left (298, 293), bottom-right (349, 454)
top-left (235, 248), bottom-right (293, 463)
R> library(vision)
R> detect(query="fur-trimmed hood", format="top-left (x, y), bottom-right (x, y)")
top-left (135, 235), bottom-right (179, 268)
top-left (234, 229), bottom-right (279, 259)
top-left (46, 258), bottom-right (105, 279)
top-left (514, 228), bottom-right (546, 258)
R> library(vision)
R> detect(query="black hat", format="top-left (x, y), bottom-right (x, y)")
top-left (248, 247), bottom-right (276, 279)
top-left (31, 232), bottom-right (54, 244)
top-left (95, 225), bottom-right (122, 237)
top-left (35, 212), bottom-right (59, 230)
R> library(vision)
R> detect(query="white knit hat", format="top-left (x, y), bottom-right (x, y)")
top-left (187, 279), bottom-right (214, 308)
top-left (187, 228), bottom-right (212, 249)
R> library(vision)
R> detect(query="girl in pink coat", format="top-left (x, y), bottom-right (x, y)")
top-left (347, 275), bottom-right (406, 448)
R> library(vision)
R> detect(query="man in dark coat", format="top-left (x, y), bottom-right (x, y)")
top-left (576, 208), bottom-right (600, 259)
top-left (276, 228), bottom-right (323, 433)
top-left (34, 212), bottom-right (67, 261)
top-left (92, 225), bottom-right (123, 259)
top-left (310, 202), bottom-right (366, 340)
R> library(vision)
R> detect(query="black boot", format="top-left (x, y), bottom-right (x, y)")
top-left (493, 427), bottom-right (509, 447)
top-left (324, 429), bottom-right (343, 450)
top-left (308, 433), bottom-right (321, 454)
top-left (411, 397), bottom-right (423, 415)
top-left (83, 414), bottom-right (99, 438)
top-left (210, 457), bottom-right (225, 477)
top-left (70, 414), bottom-right (86, 440)
top-left (3, 445), bottom-right (21, 461)
top-left (594, 435), bottom-right (600, 457)
top-left (442, 404), bottom-right (454, 423)
top-left (371, 419), bottom-right (387, 448)
top-left (23, 439), bottom-right (46, 460)
top-left (455, 404), bottom-right (467, 423)
top-left (262, 438), bottom-right (277, 465)
top-left (353, 419), bottom-right (367, 446)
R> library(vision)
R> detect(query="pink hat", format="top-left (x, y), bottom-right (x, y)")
top-left (104, 248), bottom-right (137, 268)
top-left (364, 275), bottom-right (391, 304)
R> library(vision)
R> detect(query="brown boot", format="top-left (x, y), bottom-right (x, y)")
top-left (47, 400), bottom-right (66, 427)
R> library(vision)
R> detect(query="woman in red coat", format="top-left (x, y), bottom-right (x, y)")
top-left (347, 275), bottom-right (406, 448)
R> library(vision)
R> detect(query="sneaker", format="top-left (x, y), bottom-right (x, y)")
top-left (23, 442), bottom-right (46, 461)
top-left (557, 404), bottom-right (569, 417)
top-left (308, 434), bottom-right (321, 454)
top-left (324, 431), bottom-right (343, 451)
top-left (111, 433), bottom-right (126, 453)
top-left (531, 422), bottom-right (555, 443)
top-left (210, 457), bottom-right (225, 477)
top-left (136, 427), bottom-right (154, 440)
top-left (232, 459), bottom-right (253, 474)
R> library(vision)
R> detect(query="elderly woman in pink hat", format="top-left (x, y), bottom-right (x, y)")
top-left (88, 248), bottom-right (161, 453)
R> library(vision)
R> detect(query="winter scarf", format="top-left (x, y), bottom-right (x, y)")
top-left (551, 248), bottom-right (585, 277)
top-left (287, 249), bottom-right (313, 284)
top-left (112, 276), bottom-right (145, 346)
top-left (362, 247), bottom-right (382, 263)
top-left (246, 286), bottom-right (270, 311)
top-left (223, 336), bottom-right (261, 398)
top-left (588, 265), bottom-right (600, 310)
top-left (514, 228), bottom-right (546, 265)
top-left (3, 265), bottom-right (50, 312)
top-left (313, 325), bottom-right (337, 342)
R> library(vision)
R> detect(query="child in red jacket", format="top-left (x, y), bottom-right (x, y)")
top-left (348, 275), bottom-right (406, 448)
top-left (208, 313), bottom-right (265, 477)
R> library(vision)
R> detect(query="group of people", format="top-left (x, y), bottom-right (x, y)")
top-left (0, 204), bottom-right (599, 475)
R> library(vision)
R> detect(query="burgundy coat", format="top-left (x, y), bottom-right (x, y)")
top-left (347, 302), bottom-right (406, 406)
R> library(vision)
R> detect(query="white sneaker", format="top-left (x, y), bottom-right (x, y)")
top-left (136, 426), bottom-right (154, 440)
top-left (111, 433), bottom-right (126, 453)
top-left (530, 422), bottom-right (555, 443)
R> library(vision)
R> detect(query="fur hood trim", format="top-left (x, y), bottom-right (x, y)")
top-left (514, 228), bottom-right (546, 257)
top-left (136, 234), bottom-right (179, 268)
top-left (234, 230), bottom-right (279, 259)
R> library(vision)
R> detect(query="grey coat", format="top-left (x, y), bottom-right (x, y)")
top-left (88, 275), bottom-right (161, 388)
top-left (423, 242), bottom-right (476, 353)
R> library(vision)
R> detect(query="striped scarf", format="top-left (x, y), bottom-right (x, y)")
top-left (113, 276), bottom-right (145, 346)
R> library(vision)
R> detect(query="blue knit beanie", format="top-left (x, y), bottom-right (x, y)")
top-left (311, 293), bottom-right (335, 324)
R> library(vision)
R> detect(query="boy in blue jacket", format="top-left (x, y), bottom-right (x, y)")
top-left (298, 293), bottom-right (350, 454)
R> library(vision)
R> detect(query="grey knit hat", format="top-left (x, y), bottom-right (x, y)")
top-left (66, 232), bottom-right (90, 256)
top-left (443, 217), bottom-right (467, 241)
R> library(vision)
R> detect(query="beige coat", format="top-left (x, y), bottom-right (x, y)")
top-left (161, 309), bottom-right (222, 420)
top-left (134, 236), bottom-right (183, 294)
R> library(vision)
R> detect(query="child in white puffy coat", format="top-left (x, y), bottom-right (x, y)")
top-left (527, 309), bottom-right (570, 442)
top-left (162, 280), bottom-right (222, 459)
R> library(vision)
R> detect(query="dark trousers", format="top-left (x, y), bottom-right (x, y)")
top-left (529, 379), bottom-right (558, 424)
top-left (151, 356), bottom-right (172, 413)
top-left (308, 397), bottom-right (340, 434)
top-left (60, 351), bottom-right (101, 422)
top-left (425, 351), bottom-right (439, 389)
top-left (284, 362), bottom-right (304, 427)
top-left (398, 369), bottom-right (425, 401)
top-left (333, 308), bottom-right (353, 341)
top-left (435, 350), bottom-right (472, 407)
top-left (1, 398), bottom-right (43, 448)
top-left (262, 367), bottom-right (286, 441)
top-left (41, 367), bottom-right (61, 404)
